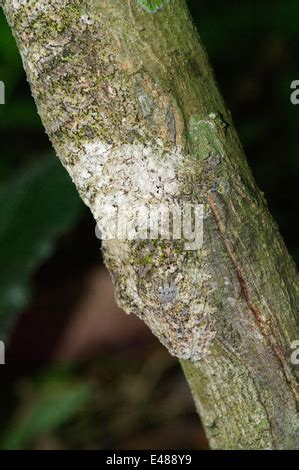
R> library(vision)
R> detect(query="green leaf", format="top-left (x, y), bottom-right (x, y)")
top-left (1, 370), bottom-right (92, 449)
top-left (0, 156), bottom-right (83, 339)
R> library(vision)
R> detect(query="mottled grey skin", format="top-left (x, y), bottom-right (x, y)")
top-left (2, 0), bottom-right (298, 449)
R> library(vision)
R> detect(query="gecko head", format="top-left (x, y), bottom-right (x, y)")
top-left (104, 237), bottom-right (216, 362)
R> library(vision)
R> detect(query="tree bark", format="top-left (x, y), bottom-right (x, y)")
top-left (2, 0), bottom-right (298, 449)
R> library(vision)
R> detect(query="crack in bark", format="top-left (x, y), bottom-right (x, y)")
top-left (208, 193), bottom-right (299, 406)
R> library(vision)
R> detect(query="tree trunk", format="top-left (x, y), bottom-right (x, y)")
top-left (2, 0), bottom-right (298, 449)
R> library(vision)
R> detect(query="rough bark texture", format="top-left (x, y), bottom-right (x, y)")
top-left (2, 0), bottom-right (298, 449)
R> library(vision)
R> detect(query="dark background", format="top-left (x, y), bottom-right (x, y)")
top-left (0, 0), bottom-right (298, 449)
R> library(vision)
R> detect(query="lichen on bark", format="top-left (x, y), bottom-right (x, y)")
top-left (2, 0), bottom-right (298, 449)
top-left (137, 0), bottom-right (171, 13)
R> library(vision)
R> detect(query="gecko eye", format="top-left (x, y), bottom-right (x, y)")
top-left (157, 282), bottom-right (178, 304)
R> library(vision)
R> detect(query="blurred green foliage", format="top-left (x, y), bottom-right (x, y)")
top-left (0, 157), bottom-right (83, 340)
top-left (1, 367), bottom-right (93, 450)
